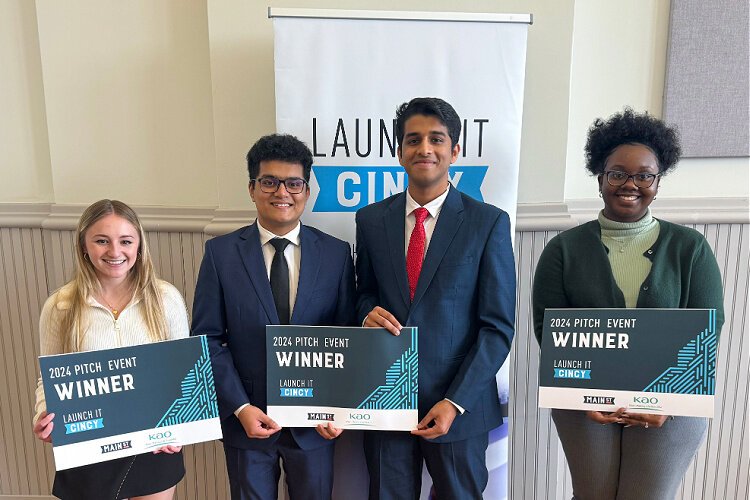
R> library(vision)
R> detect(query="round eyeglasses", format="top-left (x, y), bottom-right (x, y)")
top-left (603, 171), bottom-right (659, 188)
top-left (252, 176), bottom-right (308, 194)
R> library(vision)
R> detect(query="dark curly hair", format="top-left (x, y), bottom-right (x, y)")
top-left (246, 134), bottom-right (313, 182)
top-left (584, 108), bottom-right (681, 175)
top-left (395, 97), bottom-right (461, 148)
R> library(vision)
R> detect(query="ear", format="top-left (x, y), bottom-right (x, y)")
top-left (597, 174), bottom-right (604, 191)
top-left (248, 181), bottom-right (255, 202)
top-left (451, 143), bottom-right (460, 163)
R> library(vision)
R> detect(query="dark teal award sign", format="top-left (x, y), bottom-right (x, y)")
top-left (266, 325), bottom-right (418, 430)
top-left (40, 336), bottom-right (222, 470)
top-left (538, 309), bottom-right (717, 417)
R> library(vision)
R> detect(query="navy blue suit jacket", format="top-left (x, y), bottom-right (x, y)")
top-left (191, 222), bottom-right (355, 450)
top-left (355, 187), bottom-right (516, 443)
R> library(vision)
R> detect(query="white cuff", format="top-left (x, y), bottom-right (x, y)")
top-left (234, 403), bottom-right (250, 417)
top-left (444, 398), bottom-right (465, 415)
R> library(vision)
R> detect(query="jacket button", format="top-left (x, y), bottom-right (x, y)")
top-left (647, 249), bottom-right (653, 254)
top-left (643, 285), bottom-right (649, 290)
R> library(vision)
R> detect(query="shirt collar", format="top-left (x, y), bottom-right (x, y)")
top-left (257, 221), bottom-right (301, 246)
top-left (405, 185), bottom-right (450, 218)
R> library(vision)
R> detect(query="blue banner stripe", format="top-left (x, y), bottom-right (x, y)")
top-left (312, 166), bottom-right (488, 212)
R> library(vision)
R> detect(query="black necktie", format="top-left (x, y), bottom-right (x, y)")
top-left (269, 238), bottom-right (291, 324)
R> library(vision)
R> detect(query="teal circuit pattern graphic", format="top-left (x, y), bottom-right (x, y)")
top-left (643, 311), bottom-right (716, 395)
top-left (157, 337), bottom-right (219, 426)
top-left (357, 329), bottom-right (418, 410)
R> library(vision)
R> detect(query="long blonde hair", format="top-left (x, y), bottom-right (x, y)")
top-left (56, 200), bottom-right (168, 351)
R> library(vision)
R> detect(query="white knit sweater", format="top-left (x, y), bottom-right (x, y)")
top-left (33, 279), bottom-right (190, 423)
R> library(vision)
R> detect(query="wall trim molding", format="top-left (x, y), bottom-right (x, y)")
top-left (0, 198), bottom-right (746, 233)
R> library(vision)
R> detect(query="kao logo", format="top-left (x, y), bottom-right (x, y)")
top-left (148, 431), bottom-right (173, 441)
top-left (349, 412), bottom-right (371, 421)
top-left (633, 396), bottom-right (659, 405)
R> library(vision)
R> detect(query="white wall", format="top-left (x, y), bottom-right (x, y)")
top-left (0, 0), bottom-right (53, 202)
top-left (1, 0), bottom-right (747, 208)
top-left (564, 0), bottom-right (749, 202)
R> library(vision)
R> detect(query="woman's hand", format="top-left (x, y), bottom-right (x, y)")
top-left (618, 412), bottom-right (669, 429)
top-left (585, 408), bottom-right (627, 424)
top-left (153, 445), bottom-right (182, 454)
top-left (33, 411), bottom-right (55, 443)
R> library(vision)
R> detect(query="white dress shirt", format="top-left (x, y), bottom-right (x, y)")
top-left (404, 186), bottom-right (450, 257)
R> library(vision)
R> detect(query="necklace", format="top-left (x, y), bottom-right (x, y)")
top-left (601, 222), bottom-right (655, 254)
top-left (98, 288), bottom-right (133, 317)
top-left (601, 235), bottom-right (633, 253)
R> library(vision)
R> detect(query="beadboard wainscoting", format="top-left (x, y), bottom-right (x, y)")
top-left (0, 199), bottom-right (747, 500)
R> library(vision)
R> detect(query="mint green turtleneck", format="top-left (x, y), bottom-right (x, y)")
top-left (598, 208), bottom-right (660, 308)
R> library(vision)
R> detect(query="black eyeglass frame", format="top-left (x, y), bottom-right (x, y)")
top-left (602, 171), bottom-right (660, 188)
top-left (250, 176), bottom-right (309, 194)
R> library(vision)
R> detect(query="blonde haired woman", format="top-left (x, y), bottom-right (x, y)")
top-left (32, 200), bottom-right (189, 500)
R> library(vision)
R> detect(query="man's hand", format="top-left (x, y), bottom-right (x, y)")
top-left (411, 400), bottom-right (458, 440)
top-left (364, 306), bottom-right (402, 335)
top-left (33, 411), bottom-right (54, 443)
top-left (316, 422), bottom-right (343, 440)
top-left (237, 405), bottom-right (281, 439)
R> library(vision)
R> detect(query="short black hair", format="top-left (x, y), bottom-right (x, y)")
top-left (246, 134), bottom-right (313, 182)
top-left (584, 107), bottom-right (681, 175)
top-left (395, 97), bottom-right (461, 148)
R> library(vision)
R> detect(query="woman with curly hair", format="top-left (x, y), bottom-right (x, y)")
top-left (32, 199), bottom-right (189, 500)
top-left (532, 109), bottom-right (724, 499)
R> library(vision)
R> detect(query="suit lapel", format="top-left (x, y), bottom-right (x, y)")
top-left (238, 223), bottom-right (278, 323)
top-left (291, 226), bottom-right (320, 323)
top-left (411, 187), bottom-right (464, 307)
top-left (384, 193), bottom-right (411, 308)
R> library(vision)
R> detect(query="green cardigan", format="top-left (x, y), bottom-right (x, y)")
top-left (532, 219), bottom-right (725, 344)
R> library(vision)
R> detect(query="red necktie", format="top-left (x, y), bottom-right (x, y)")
top-left (407, 208), bottom-right (429, 301)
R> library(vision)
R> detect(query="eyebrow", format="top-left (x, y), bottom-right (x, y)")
top-left (90, 233), bottom-right (136, 239)
top-left (405, 130), bottom-right (448, 137)
top-left (606, 165), bottom-right (658, 171)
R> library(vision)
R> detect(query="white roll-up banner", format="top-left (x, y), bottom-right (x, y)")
top-left (273, 10), bottom-right (529, 499)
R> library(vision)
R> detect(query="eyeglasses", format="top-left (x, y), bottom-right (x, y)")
top-left (251, 176), bottom-right (308, 194)
top-left (603, 171), bottom-right (659, 188)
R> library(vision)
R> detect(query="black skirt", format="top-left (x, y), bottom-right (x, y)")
top-left (52, 451), bottom-right (184, 500)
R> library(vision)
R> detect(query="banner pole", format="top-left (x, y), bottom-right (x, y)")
top-left (268, 7), bottom-right (532, 25)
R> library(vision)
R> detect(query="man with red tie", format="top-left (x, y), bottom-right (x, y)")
top-left (355, 97), bottom-right (516, 499)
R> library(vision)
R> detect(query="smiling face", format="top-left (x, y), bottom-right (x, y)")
top-left (398, 114), bottom-right (460, 205)
top-left (249, 160), bottom-right (310, 235)
top-left (599, 143), bottom-right (661, 223)
top-left (83, 214), bottom-right (140, 285)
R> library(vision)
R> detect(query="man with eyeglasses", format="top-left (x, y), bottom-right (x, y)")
top-left (192, 134), bottom-right (355, 500)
